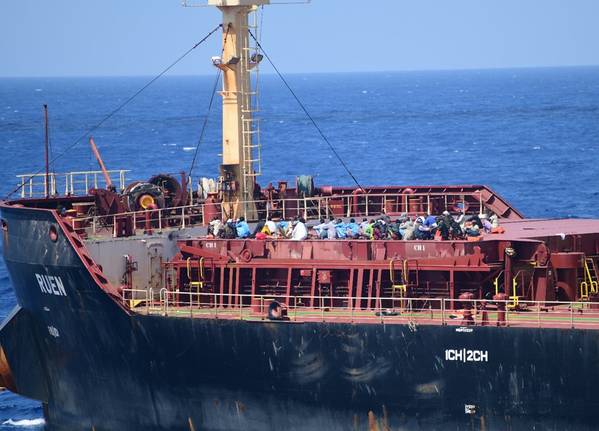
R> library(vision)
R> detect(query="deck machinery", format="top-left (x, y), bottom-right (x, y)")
top-left (2, 1), bottom-right (599, 430)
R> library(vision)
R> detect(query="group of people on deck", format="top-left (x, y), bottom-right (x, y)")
top-left (208, 216), bottom-right (309, 241)
top-left (207, 211), bottom-right (502, 242)
top-left (311, 211), bottom-right (501, 241)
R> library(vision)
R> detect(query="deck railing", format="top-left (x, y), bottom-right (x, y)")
top-left (17, 170), bottom-right (129, 198)
top-left (121, 289), bottom-right (599, 330)
top-left (74, 203), bottom-right (204, 237)
top-left (73, 190), bottom-right (485, 238)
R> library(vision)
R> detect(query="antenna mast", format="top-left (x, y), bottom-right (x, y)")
top-left (208, 0), bottom-right (269, 220)
top-left (43, 104), bottom-right (50, 199)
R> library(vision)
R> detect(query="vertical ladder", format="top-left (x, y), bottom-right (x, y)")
top-left (509, 276), bottom-right (520, 308)
top-left (240, 8), bottom-right (262, 203)
top-left (582, 257), bottom-right (599, 298)
top-left (508, 271), bottom-right (525, 308)
top-left (493, 270), bottom-right (526, 307)
top-left (389, 259), bottom-right (409, 310)
top-left (186, 257), bottom-right (205, 305)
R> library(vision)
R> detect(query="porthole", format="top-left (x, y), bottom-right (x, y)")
top-left (49, 225), bottom-right (58, 242)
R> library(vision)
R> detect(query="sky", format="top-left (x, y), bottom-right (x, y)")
top-left (1, 0), bottom-right (599, 77)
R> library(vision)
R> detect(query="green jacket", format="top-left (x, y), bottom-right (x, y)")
top-left (364, 224), bottom-right (374, 239)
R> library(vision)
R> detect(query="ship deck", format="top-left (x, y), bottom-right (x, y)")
top-left (7, 183), bottom-right (599, 332)
top-left (84, 217), bottom-right (599, 244)
top-left (492, 218), bottom-right (599, 241)
top-left (125, 292), bottom-right (599, 330)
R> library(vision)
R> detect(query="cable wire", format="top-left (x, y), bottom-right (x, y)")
top-left (187, 70), bottom-right (222, 180)
top-left (5, 24), bottom-right (222, 200)
top-left (248, 30), bottom-right (363, 190)
top-left (187, 24), bottom-right (231, 181)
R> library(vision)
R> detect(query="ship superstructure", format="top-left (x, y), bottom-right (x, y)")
top-left (1, 1), bottom-right (599, 430)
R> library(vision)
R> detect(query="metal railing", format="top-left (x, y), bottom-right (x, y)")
top-left (73, 190), bottom-right (485, 238)
top-left (72, 202), bottom-right (206, 237)
top-left (120, 289), bottom-right (599, 330)
top-left (17, 170), bottom-right (129, 198)
top-left (262, 191), bottom-right (485, 221)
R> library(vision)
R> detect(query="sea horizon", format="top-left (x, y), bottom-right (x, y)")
top-left (1, 63), bottom-right (599, 80)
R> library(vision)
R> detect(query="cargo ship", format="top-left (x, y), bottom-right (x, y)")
top-left (2, 1), bottom-right (599, 430)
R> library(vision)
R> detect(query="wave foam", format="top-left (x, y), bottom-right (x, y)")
top-left (2, 418), bottom-right (45, 427)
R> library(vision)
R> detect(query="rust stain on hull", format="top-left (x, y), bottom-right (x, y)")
top-left (0, 346), bottom-right (16, 393)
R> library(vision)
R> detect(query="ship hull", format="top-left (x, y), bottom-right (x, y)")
top-left (2, 206), bottom-right (599, 430)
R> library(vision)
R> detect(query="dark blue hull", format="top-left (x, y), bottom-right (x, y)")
top-left (2, 205), bottom-right (599, 430)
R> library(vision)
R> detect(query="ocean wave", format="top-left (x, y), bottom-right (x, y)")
top-left (2, 418), bottom-right (45, 427)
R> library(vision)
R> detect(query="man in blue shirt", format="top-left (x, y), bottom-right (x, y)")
top-left (414, 216), bottom-right (432, 240)
top-left (424, 213), bottom-right (437, 229)
top-left (346, 218), bottom-right (360, 239)
top-left (335, 219), bottom-right (347, 239)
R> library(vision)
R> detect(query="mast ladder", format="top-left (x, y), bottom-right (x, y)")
top-left (240, 8), bottom-right (263, 198)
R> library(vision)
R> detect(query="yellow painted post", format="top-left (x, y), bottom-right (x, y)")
top-left (511, 277), bottom-right (519, 307)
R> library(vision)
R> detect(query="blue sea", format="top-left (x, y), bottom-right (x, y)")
top-left (0, 67), bottom-right (598, 428)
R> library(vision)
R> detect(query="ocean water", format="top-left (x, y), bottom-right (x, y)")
top-left (0, 67), bottom-right (598, 427)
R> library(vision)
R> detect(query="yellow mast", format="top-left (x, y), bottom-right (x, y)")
top-left (209, 0), bottom-right (269, 220)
